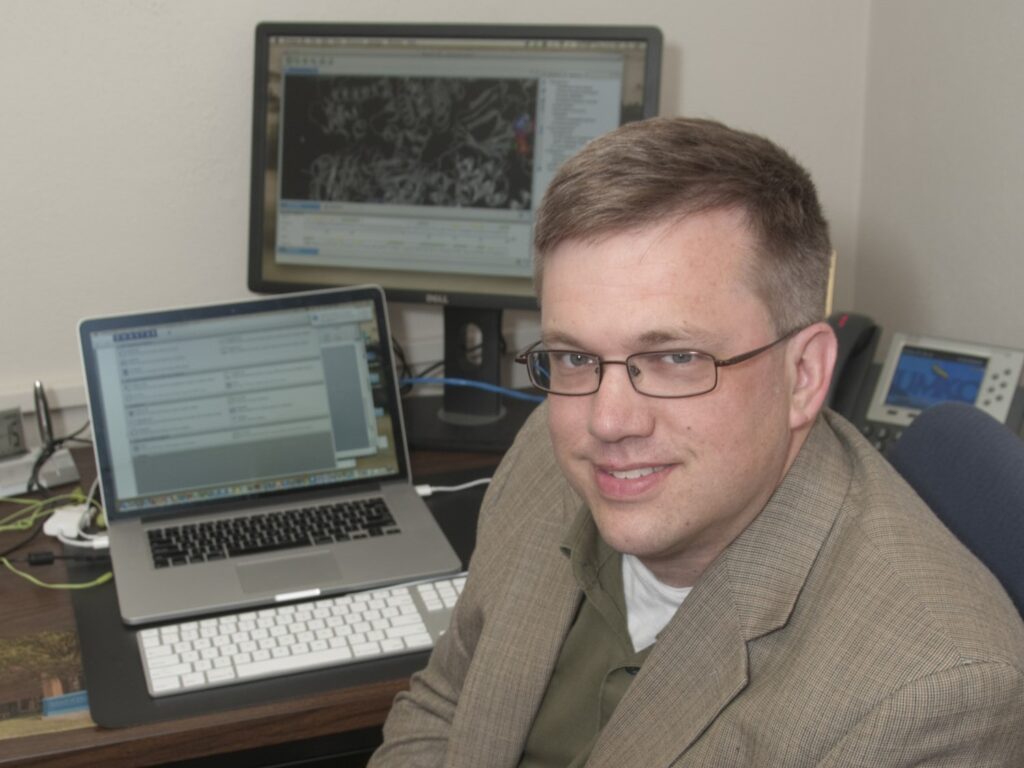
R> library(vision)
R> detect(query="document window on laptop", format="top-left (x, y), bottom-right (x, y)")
top-left (79, 286), bottom-right (460, 625)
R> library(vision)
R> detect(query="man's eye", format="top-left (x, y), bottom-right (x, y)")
top-left (663, 352), bottom-right (696, 365)
top-left (555, 352), bottom-right (595, 368)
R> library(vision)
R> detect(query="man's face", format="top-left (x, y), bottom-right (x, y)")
top-left (541, 208), bottom-right (799, 586)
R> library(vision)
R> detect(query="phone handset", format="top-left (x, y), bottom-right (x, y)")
top-left (826, 312), bottom-right (881, 418)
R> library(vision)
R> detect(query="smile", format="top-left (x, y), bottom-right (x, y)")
top-left (592, 463), bottom-right (672, 500)
top-left (606, 465), bottom-right (667, 480)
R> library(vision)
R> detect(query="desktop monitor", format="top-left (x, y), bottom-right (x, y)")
top-left (248, 22), bottom-right (663, 450)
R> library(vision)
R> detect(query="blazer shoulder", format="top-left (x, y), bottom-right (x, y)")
top-left (823, 413), bottom-right (1024, 669)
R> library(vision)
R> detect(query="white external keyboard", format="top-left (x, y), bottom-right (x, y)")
top-left (137, 574), bottom-right (466, 697)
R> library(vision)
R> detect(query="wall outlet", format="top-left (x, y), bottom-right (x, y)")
top-left (0, 408), bottom-right (27, 459)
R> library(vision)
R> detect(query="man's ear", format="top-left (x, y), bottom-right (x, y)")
top-left (787, 322), bottom-right (837, 431)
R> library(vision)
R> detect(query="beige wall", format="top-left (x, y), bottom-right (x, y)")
top-left (2, 1), bottom-right (873, 424)
top-left (857, 0), bottom-right (1024, 351)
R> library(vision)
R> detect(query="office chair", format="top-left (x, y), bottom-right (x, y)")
top-left (887, 402), bottom-right (1024, 617)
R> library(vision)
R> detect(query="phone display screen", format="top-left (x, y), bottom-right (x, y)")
top-left (884, 345), bottom-right (987, 410)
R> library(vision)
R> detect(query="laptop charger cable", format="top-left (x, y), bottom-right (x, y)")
top-left (414, 477), bottom-right (491, 497)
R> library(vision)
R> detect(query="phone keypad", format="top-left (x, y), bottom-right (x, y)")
top-left (860, 421), bottom-right (904, 454)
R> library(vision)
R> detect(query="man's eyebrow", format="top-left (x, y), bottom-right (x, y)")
top-left (540, 331), bottom-right (585, 348)
top-left (636, 327), bottom-right (717, 348)
top-left (540, 327), bottom-right (719, 350)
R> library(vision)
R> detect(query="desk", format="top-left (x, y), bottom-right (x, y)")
top-left (0, 448), bottom-right (500, 767)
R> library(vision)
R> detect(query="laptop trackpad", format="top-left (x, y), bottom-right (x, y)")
top-left (235, 553), bottom-right (340, 595)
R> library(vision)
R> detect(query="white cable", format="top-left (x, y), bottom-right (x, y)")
top-left (84, 477), bottom-right (100, 514)
top-left (43, 489), bottom-right (109, 550)
top-left (80, 477), bottom-right (107, 537)
top-left (57, 532), bottom-right (110, 550)
top-left (415, 477), bottom-right (491, 497)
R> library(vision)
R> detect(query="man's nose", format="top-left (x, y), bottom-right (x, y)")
top-left (586, 362), bottom-right (655, 443)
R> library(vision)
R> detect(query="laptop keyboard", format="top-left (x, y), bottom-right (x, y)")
top-left (137, 573), bottom-right (466, 697)
top-left (146, 497), bottom-right (400, 568)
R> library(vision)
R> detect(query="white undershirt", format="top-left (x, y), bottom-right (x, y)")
top-left (622, 554), bottom-right (692, 652)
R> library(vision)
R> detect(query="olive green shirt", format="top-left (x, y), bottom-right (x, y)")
top-left (518, 511), bottom-right (651, 768)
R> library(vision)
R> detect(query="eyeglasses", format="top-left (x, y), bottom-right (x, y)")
top-left (515, 327), bottom-right (802, 398)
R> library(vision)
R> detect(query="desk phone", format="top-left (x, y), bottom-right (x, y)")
top-left (827, 314), bottom-right (1024, 453)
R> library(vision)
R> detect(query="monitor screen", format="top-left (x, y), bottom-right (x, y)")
top-left (79, 288), bottom-right (406, 518)
top-left (884, 345), bottom-right (987, 411)
top-left (248, 22), bottom-right (663, 303)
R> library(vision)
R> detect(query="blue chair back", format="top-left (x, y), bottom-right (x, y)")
top-left (887, 402), bottom-right (1024, 617)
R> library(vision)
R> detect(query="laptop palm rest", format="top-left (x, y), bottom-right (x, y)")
top-left (236, 553), bottom-right (340, 595)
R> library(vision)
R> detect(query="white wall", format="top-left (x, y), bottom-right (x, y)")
top-left (857, 0), bottom-right (1024, 350)
top-left (1, 0), bottom-right (870, 427)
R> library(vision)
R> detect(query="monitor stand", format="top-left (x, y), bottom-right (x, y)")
top-left (401, 306), bottom-right (542, 453)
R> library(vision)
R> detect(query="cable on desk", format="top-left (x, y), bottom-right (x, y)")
top-left (19, 551), bottom-right (111, 566)
top-left (64, 477), bottom-right (107, 542)
top-left (0, 489), bottom-right (104, 558)
top-left (394, 332), bottom-right (509, 394)
top-left (401, 377), bottom-right (545, 403)
top-left (1, 486), bottom-right (112, 588)
top-left (1, 490), bottom-right (96, 531)
top-left (26, 419), bottom-right (91, 494)
top-left (392, 336), bottom-right (421, 396)
top-left (0, 556), bottom-right (112, 590)
top-left (415, 477), bottom-right (492, 497)
top-left (0, 519), bottom-right (45, 560)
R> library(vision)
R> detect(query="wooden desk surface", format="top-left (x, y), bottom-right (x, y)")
top-left (0, 448), bottom-right (500, 767)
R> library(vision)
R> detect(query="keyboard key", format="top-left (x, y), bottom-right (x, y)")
top-left (236, 645), bottom-right (355, 679)
top-left (150, 662), bottom-right (193, 679)
top-left (207, 667), bottom-right (237, 683)
top-left (152, 677), bottom-right (182, 693)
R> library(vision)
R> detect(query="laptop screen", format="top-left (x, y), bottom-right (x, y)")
top-left (80, 287), bottom-right (407, 518)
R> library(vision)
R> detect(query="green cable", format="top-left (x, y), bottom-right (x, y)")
top-left (0, 490), bottom-right (101, 533)
top-left (1, 489), bottom-right (109, 587)
top-left (1, 556), bottom-right (112, 590)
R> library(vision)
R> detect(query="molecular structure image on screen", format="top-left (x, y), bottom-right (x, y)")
top-left (281, 75), bottom-right (537, 211)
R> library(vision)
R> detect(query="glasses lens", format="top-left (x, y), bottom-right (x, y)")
top-left (629, 351), bottom-right (716, 397)
top-left (529, 351), bottom-right (600, 394)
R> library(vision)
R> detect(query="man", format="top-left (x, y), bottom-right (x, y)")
top-left (370, 117), bottom-right (1024, 766)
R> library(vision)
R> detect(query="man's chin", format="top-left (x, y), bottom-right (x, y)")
top-left (588, 503), bottom-right (659, 554)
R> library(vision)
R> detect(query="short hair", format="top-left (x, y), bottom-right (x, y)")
top-left (532, 116), bottom-right (832, 333)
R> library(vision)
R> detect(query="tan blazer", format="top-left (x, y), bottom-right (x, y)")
top-left (370, 406), bottom-right (1024, 767)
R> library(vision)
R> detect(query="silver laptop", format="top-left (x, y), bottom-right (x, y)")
top-left (79, 285), bottom-right (460, 625)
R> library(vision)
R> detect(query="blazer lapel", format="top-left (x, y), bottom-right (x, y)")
top-left (585, 565), bottom-right (749, 768)
top-left (447, 483), bottom-right (584, 768)
top-left (587, 418), bottom-right (850, 767)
